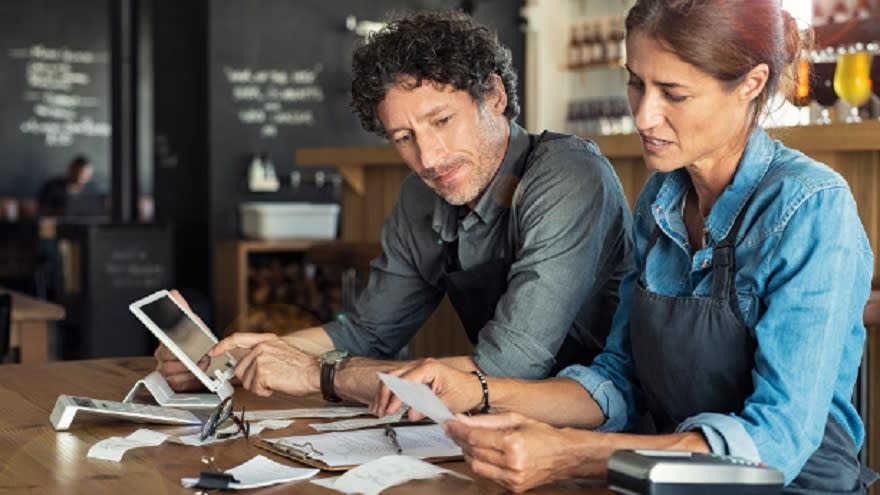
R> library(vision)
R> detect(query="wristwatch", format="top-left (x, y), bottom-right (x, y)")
top-left (319, 349), bottom-right (350, 402)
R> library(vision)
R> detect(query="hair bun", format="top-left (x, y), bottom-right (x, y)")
top-left (781, 9), bottom-right (813, 65)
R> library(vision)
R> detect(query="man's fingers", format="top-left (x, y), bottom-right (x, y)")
top-left (168, 289), bottom-right (192, 311)
top-left (154, 344), bottom-right (177, 361)
top-left (211, 332), bottom-right (278, 356)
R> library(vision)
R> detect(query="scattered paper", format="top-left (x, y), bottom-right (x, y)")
top-left (239, 407), bottom-right (370, 421)
top-left (311, 407), bottom-right (408, 432)
top-left (87, 429), bottom-right (170, 462)
top-left (174, 419), bottom-right (293, 446)
top-left (311, 455), bottom-right (470, 495)
top-left (378, 373), bottom-right (455, 424)
top-left (268, 424), bottom-right (461, 467)
top-left (181, 454), bottom-right (319, 489)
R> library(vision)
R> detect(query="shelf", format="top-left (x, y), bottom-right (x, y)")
top-left (814, 16), bottom-right (880, 49)
top-left (213, 239), bottom-right (382, 333)
top-left (296, 146), bottom-right (403, 195)
top-left (564, 60), bottom-right (624, 71)
top-left (587, 121), bottom-right (880, 159)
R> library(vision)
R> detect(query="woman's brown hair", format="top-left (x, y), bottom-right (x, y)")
top-left (625, 0), bottom-right (812, 130)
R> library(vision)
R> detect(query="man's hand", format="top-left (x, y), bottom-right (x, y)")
top-left (152, 289), bottom-right (210, 391)
top-left (210, 332), bottom-right (320, 397)
top-left (444, 412), bottom-right (599, 493)
top-left (370, 358), bottom-right (483, 420)
top-left (154, 343), bottom-right (209, 391)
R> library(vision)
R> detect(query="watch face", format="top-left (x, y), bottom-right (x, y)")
top-left (322, 349), bottom-right (349, 364)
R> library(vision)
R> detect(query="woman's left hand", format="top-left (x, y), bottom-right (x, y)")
top-left (444, 412), bottom-right (603, 493)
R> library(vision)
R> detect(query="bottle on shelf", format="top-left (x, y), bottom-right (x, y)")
top-left (247, 153), bottom-right (265, 192)
top-left (580, 21), bottom-right (595, 67)
top-left (261, 152), bottom-right (280, 191)
top-left (568, 23), bottom-right (582, 69)
top-left (592, 18), bottom-right (607, 65)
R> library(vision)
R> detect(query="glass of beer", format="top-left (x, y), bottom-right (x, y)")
top-left (833, 49), bottom-right (873, 123)
top-left (870, 43), bottom-right (880, 120)
top-left (810, 57), bottom-right (838, 125)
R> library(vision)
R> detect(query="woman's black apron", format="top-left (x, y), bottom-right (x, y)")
top-left (630, 195), bottom-right (876, 493)
top-left (440, 132), bottom-right (608, 374)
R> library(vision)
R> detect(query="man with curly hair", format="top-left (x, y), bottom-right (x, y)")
top-left (157, 10), bottom-right (633, 406)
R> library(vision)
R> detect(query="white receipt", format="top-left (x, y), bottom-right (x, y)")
top-left (241, 407), bottom-right (370, 421)
top-left (181, 454), bottom-right (319, 489)
top-left (378, 373), bottom-right (455, 424)
top-left (310, 407), bottom-right (407, 432)
top-left (174, 419), bottom-right (293, 446)
top-left (311, 455), bottom-right (470, 495)
top-left (87, 429), bottom-right (169, 462)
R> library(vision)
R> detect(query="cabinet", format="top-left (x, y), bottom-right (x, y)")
top-left (213, 239), bottom-right (383, 337)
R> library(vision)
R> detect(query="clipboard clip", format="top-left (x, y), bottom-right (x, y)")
top-left (274, 441), bottom-right (325, 460)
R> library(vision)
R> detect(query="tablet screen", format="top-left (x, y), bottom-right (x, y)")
top-left (139, 295), bottom-right (233, 377)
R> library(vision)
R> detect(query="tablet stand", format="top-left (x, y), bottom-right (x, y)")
top-left (124, 371), bottom-right (223, 409)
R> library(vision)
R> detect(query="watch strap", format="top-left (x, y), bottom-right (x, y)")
top-left (320, 355), bottom-right (344, 402)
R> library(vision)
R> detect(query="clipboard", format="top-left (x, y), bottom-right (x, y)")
top-left (256, 424), bottom-right (463, 471)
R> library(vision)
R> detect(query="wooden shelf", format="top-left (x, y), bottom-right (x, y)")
top-left (587, 121), bottom-right (880, 158)
top-left (212, 239), bottom-right (382, 334)
top-left (296, 146), bottom-right (404, 195)
top-left (814, 16), bottom-right (880, 49)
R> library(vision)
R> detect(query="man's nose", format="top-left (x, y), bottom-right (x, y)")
top-left (417, 130), bottom-right (449, 171)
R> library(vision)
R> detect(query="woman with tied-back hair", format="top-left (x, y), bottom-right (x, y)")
top-left (372, 0), bottom-right (877, 492)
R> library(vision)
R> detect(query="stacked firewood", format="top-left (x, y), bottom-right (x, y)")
top-left (237, 256), bottom-right (350, 335)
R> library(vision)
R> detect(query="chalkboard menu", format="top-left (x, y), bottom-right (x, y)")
top-left (205, 0), bottom-right (525, 239)
top-left (0, 0), bottom-right (111, 198)
top-left (57, 223), bottom-right (174, 358)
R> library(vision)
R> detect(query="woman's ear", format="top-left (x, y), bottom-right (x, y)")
top-left (739, 63), bottom-right (770, 102)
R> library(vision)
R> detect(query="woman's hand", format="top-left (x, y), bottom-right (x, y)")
top-left (444, 412), bottom-right (605, 493)
top-left (370, 358), bottom-right (483, 420)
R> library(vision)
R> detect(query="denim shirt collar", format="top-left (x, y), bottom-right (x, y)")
top-left (432, 121), bottom-right (527, 242)
top-left (652, 128), bottom-right (774, 245)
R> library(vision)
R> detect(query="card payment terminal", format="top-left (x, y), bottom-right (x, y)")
top-left (607, 449), bottom-right (783, 495)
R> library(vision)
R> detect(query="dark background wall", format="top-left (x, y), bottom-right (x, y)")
top-left (0, 0), bottom-right (111, 197)
top-left (0, 0), bottom-right (524, 328)
top-left (205, 0), bottom-right (526, 241)
top-left (154, 0), bottom-right (525, 302)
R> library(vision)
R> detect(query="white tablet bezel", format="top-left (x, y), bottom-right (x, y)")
top-left (129, 289), bottom-right (235, 399)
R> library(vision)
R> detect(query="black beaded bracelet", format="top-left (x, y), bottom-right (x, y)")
top-left (471, 370), bottom-right (490, 414)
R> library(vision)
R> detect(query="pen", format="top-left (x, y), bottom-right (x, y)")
top-left (384, 424), bottom-right (403, 454)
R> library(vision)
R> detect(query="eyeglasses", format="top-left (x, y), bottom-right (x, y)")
top-left (199, 397), bottom-right (250, 441)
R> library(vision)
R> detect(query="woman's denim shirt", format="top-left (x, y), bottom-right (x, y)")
top-left (559, 128), bottom-right (874, 483)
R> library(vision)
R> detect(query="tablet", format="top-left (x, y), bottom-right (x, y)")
top-left (129, 289), bottom-right (235, 400)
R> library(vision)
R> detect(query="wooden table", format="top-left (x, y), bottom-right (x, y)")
top-left (1, 286), bottom-right (65, 363)
top-left (0, 357), bottom-right (613, 494)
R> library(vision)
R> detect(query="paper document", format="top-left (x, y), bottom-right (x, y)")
top-left (174, 419), bottom-right (294, 446)
top-left (267, 424), bottom-right (461, 467)
top-left (311, 455), bottom-right (470, 495)
top-left (311, 407), bottom-right (408, 432)
top-left (378, 373), bottom-right (455, 424)
top-left (239, 407), bottom-right (370, 421)
top-left (181, 454), bottom-right (319, 489)
top-left (87, 429), bottom-right (169, 462)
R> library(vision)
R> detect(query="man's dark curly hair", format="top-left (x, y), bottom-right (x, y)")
top-left (351, 10), bottom-right (520, 137)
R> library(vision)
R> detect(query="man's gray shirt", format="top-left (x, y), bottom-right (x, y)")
top-left (324, 122), bottom-right (634, 379)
